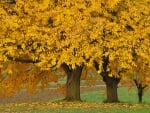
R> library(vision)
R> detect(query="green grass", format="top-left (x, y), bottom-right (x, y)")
top-left (81, 87), bottom-right (150, 103)
top-left (119, 87), bottom-right (150, 103)
top-left (81, 91), bottom-right (105, 102)
top-left (0, 87), bottom-right (150, 113)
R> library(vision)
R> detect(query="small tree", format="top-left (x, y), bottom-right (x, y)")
top-left (134, 79), bottom-right (148, 103)
top-left (131, 58), bottom-right (150, 103)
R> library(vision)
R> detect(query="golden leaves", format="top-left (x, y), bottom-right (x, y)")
top-left (2, 102), bottom-right (150, 109)
top-left (105, 0), bottom-right (122, 9)
top-left (0, 0), bottom-right (150, 87)
top-left (0, 61), bottom-right (66, 97)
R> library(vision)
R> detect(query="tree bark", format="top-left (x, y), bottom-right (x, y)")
top-left (133, 79), bottom-right (147, 103)
top-left (105, 76), bottom-right (120, 102)
top-left (62, 64), bottom-right (83, 101)
top-left (94, 57), bottom-right (120, 103)
top-left (138, 87), bottom-right (143, 103)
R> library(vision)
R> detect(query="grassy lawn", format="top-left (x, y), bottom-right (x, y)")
top-left (0, 87), bottom-right (150, 113)
top-left (82, 87), bottom-right (150, 103)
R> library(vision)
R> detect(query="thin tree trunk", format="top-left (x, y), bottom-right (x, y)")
top-left (134, 80), bottom-right (147, 103)
top-left (62, 64), bottom-right (83, 101)
top-left (138, 87), bottom-right (143, 103)
top-left (137, 84), bottom-right (147, 103)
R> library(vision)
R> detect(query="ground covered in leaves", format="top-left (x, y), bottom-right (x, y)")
top-left (0, 102), bottom-right (150, 113)
top-left (1, 102), bottom-right (150, 108)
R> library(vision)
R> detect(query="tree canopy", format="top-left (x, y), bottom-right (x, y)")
top-left (0, 0), bottom-right (150, 97)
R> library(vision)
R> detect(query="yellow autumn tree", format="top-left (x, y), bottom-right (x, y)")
top-left (128, 42), bottom-right (150, 103)
top-left (0, 0), bottom-right (103, 101)
top-left (93, 0), bottom-right (150, 102)
top-left (0, 0), bottom-right (150, 102)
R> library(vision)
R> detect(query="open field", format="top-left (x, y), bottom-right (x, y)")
top-left (0, 86), bottom-right (150, 113)
top-left (82, 87), bottom-right (150, 103)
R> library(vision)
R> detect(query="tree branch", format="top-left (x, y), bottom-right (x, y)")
top-left (7, 55), bottom-right (58, 72)
top-left (94, 60), bottom-right (99, 71)
top-left (7, 55), bottom-right (40, 63)
top-left (134, 79), bottom-right (138, 88)
top-left (61, 63), bottom-right (71, 76)
top-left (142, 84), bottom-right (148, 89)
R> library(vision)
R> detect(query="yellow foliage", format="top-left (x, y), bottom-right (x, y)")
top-left (0, 0), bottom-right (150, 94)
top-left (0, 62), bottom-right (65, 96)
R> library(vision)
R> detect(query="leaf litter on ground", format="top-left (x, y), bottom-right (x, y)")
top-left (0, 102), bottom-right (150, 109)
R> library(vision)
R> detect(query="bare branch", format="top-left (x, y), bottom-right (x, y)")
top-left (134, 79), bottom-right (138, 88)
top-left (142, 84), bottom-right (148, 89)
top-left (7, 55), bottom-right (40, 64)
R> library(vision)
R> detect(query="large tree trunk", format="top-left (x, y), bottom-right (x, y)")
top-left (65, 69), bottom-right (81, 101)
top-left (62, 64), bottom-right (83, 101)
top-left (94, 57), bottom-right (120, 103)
top-left (104, 76), bottom-right (120, 102)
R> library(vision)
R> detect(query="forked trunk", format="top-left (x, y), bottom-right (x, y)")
top-left (62, 64), bottom-right (83, 101)
top-left (94, 58), bottom-right (120, 103)
top-left (134, 80), bottom-right (147, 103)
